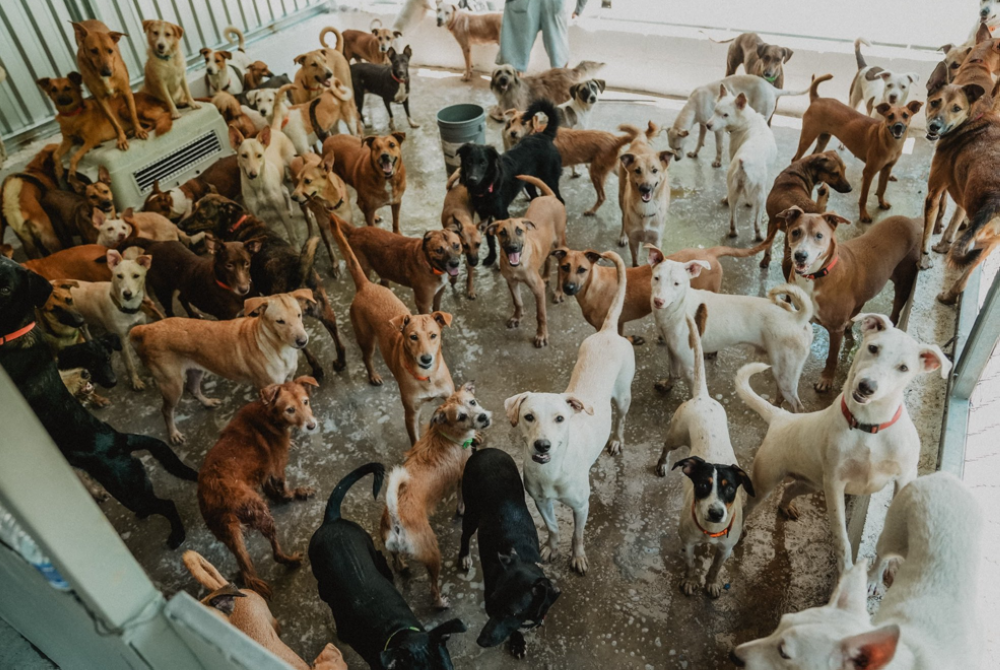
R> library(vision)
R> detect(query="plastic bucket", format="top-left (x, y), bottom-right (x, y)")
top-left (436, 103), bottom-right (486, 174)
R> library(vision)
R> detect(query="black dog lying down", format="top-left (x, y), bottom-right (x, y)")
top-left (0, 259), bottom-right (197, 548)
top-left (458, 97), bottom-right (563, 266)
top-left (309, 462), bottom-right (467, 669)
top-left (458, 448), bottom-right (560, 658)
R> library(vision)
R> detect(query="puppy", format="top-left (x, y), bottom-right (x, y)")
top-left (309, 463), bottom-right (467, 670)
top-left (736, 313), bottom-right (950, 572)
top-left (707, 88), bottom-right (777, 240)
top-left (211, 91), bottom-right (258, 139)
top-left (142, 20), bottom-right (200, 119)
top-left (558, 78), bottom-right (605, 128)
top-left (647, 249), bottom-right (813, 411)
top-left (248, 84), bottom-right (356, 154)
top-left (716, 32), bottom-right (793, 88)
top-left (352, 46), bottom-right (420, 131)
top-left (381, 383), bottom-right (491, 608)
top-left (489, 61), bottom-right (604, 121)
top-left (229, 125), bottom-right (298, 244)
top-left (323, 132), bottom-right (407, 231)
top-left (201, 26), bottom-right (255, 96)
top-left (198, 377), bottom-right (318, 598)
top-left (343, 18), bottom-right (401, 64)
top-left (657, 305), bottom-right (755, 598)
top-left (37, 279), bottom-right (85, 353)
top-left (458, 448), bottom-right (560, 659)
top-left (793, 74), bottom-right (923, 223)
top-left (617, 121), bottom-right (672, 265)
top-left (436, 1), bottom-right (502, 81)
top-left (487, 176), bottom-right (566, 348)
top-left (505, 251), bottom-right (635, 574)
top-left (440, 171), bottom-right (482, 299)
top-left (849, 38), bottom-right (919, 115)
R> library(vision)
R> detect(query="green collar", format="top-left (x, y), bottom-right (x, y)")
top-left (763, 73), bottom-right (777, 83)
top-left (384, 627), bottom-right (421, 652)
top-left (153, 51), bottom-right (173, 61)
top-left (439, 430), bottom-right (474, 450)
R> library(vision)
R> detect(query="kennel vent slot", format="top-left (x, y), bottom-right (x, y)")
top-left (133, 132), bottom-right (223, 193)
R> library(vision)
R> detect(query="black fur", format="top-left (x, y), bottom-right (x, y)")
top-left (673, 456), bottom-right (755, 514)
top-left (0, 258), bottom-right (196, 548)
top-left (351, 46), bottom-right (415, 129)
top-left (309, 463), bottom-right (466, 670)
top-left (57, 333), bottom-right (121, 388)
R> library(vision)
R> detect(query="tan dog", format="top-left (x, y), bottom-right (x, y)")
top-left (617, 122), bottom-right (672, 266)
top-left (343, 19), bottom-right (400, 64)
top-left (38, 280), bottom-right (84, 352)
top-left (200, 26), bottom-right (255, 97)
top-left (330, 214), bottom-right (455, 445)
top-left (381, 383), bottom-right (491, 608)
top-left (1, 145), bottom-right (62, 258)
top-left (436, 1), bottom-right (502, 81)
top-left (130, 290), bottom-right (314, 444)
top-left (290, 27), bottom-right (354, 105)
top-left (441, 170), bottom-right (482, 299)
top-left (792, 74), bottom-right (922, 223)
top-left (716, 32), bottom-right (793, 88)
top-left (211, 91), bottom-right (258, 139)
top-left (78, 166), bottom-right (117, 221)
top-left (92, 208), bottom-right (194, 248)
top-left (183, 551), bottom-right (347, 670)
top-left (141, 20), bottom-right (200, 119)
top-left (72, 20), bottom-right (147, 150)
top-left (22, 244), bottom-right (112, 283)
top-left (322, 132), bottom-right (407, 232)
top-left (289, 152), bottom-right (353, 270)
top-left (489, 61), bottom-right (605, 121)
top-left (487, 176), bottom-right (567, 348)
top-left (254, 84), bottom-right (356, 156)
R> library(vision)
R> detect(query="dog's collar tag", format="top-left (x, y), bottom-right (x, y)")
top-left (383, 626), bottom-right (421, 652)
top-left (153, 51), bottom-right (173, 61)
top-left (691, 501), bottom-right (735, 538)
top-left (800, 255), bottom-right (839, 280)
top-left (0, 321), bottom-right (36, 346)
top-left (228, 215), bottom-right (249, 233)
top-left (841, 397), bottom-right (903, 434)
top-left (59, 106), bottom-right (85, 118)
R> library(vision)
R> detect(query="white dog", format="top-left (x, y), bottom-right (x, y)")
top-left (200, 27), bottom-right (255, 96)
top-left (969, 0), bottom-right (1000, 42)
top-left (706, 88), bottom-right (777, 240)
top-left (656, 304), bottom-right (755, 598)
top-left (736, 313), bottom-right (950, 573)
top-left (647, 247), bottom-right (813, 411)
top-left (505, 251), bottom-right (635, 575)
top-left (229, 125), bottom-right (298, 244)
top-left (731, 472), bottom-right (981, 670)
top-left (849, 39), bottom-right (919, 116)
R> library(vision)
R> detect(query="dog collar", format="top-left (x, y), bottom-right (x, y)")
top-left (799, 255), bottom-right (839, 280)
top-left (691, 501), bottom-right (735, 538)
top-left (153, 51), bottom-right (173, 61)
top-left (216, 279), bottom-right (232, 291)
top-left (58, 106), bottom-right (85, 118)
top-left (0, 322), bottom-right (36, 346)
top-left (439, 430), bottom-right (475, 449)
top-left (115, 302), bottom-right (142, 315)
top-left (403, 358), bottom-right (431, 382)
top-left (228, 214), bottom-right (249, 233)
top-left (431, 267), bottom-right (444, 276)
top-left (391, 72), bottom-right (406, 84)
top-left (281, 116), bottom-right (290, 129)
top-left (840, 396), bottom-right (903, 434)
top-left (383, 627), bottom-right (421, 652)
top-left (330, 197), bottom-right (345, 211)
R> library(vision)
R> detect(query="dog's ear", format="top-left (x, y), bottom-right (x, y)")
top-left (204, 235), bottom-right (221, 254)
top-left (781, 47), bottom-right (793, 63)
top-left (926, 61), bottom-right (948, 94)
top-left (259, 384), bottom-right (281, 405)
top-left (684, 260), bottom-right (711, 278)
top-left (717, 83), bottom-right (728, 100)
top-left (293, 53), bottom-right (307, 66)
top-left (141, 20), bottom-right (154, 33)
top-left (756, 42), bottom-right (769, 59)
top-left (228, 125), bottom-right (245, 151)
top-left (963, 82), bottom-right (987, 104)
top-left (497, 548), bottom-right (518, 569)
top-left (427, 618), bottom-right (467, 643)
top-left (853, 312), bottom-right (892, 336)
top-left (549, 248), bottom-right (567, 262)
top-left (584, 250), bottom-right (603, 265)
top-left (244, 297), bottom-right (268, 317)
top-left (734, 92), bottom-right (748, 110)
top-left (108, 32), bottom-right (126, 44)
top-left (24, 268), bottom-right (53, 308)
top-left (431, 311), bottom-right (453, 328)
top-left (875, 102), bottom-right (892, 117)
top-left (534, 577), bottom-right (561, 609)
top-left (97, 165), bottom-right (111, 185)
top-left (658, 150), bottom-right (674, 167)
top-left (56, 280), bottom-right (79, 290)
top-left (522, 219), bottom-right (536, 231)
top-left (388, 314), bottom-right (409, 332)
top-left (135, 254), bottom-right (152, 270)
top-left (504, 392), bottom-right (529, 426)
top-left (905, 98), bottom-right (923, 114)
top-left (68, 71), bottom-right (84, 88)
top-left (199, 47), bottom-right (211, 59)
top-left (36, 77), bottom-right (51, 91)
top-left (445, 216), bottom-right (463, 236)
top-left (70, 21), bottom-right (89, 44)
top-left (828, 560), bottom-right (870, 614)
top-left (821, 212), bottom-right (851, 228)
top-left (403, 44), bottom-right (412, 58)
top-left (671, 455), bottom-right (705, 478)
top-left (918, 344), bottom-right (951, 379)
top-left (150, 179), bottom-right (162, 195)
top-left (619, 152), bottom-right (636, 169)
top-left (461, 380), bottom-right (475, 394)
top-left (104, 333), bottom-right (123, 351)
top-left (121, 207), bottom-right (136, 225)
top-left (776, 205), bottom-right (804, 225)
top-left (595, 78), bottom-right (606, 93)
top-left (565, 395), bottom-right (594, 416)
top-left (644, 243), bottom-right (666, 267)
top-left (386, 46), bottom-right (397, 59)
top-left (320, 150), bottom-right (336, 173)
top-left (106, 249), bottom-right (123, 269)
top-left (290, 287), bottom-right (316, 307)
top-left (205, 583), bottom-right (245, 616)
top-left (879, 71), bottom-right (893, 82)
top-left (939, 43), bottom-right (954, 55)
top-left (977, 21), bottom-right (993, 44)
top-left (568, 83), bottom-right (582, 98)
top-left (362, 135), bottom-right (377, 148)
top-left (841, 624), bottom-right (901, 670)
top-left (91, 209), bottom-right (106, 229)
top-left (257, 125), bottom-right (271, 148)
top-left (390, 131), bottom-right (406, 145)
top-left (732, 465), bottom-right (755, 497)
top-left (430, 405), bottom-right (449, 426)
top-left (294, 375), bottom-right (320, 391)
top-left (905, 72), bottom-right (919, 84)
top-left (484, 222), bottom-right (499, 237)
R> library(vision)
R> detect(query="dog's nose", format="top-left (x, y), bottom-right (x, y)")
top-left (705, 121), bottom-right (714, 130)
top-left (122, 290), bottom-right (133, 300)
top-left (563, 282), bottom-right (577, 295)
top-left (248, 171), bottom-right (258, 180)
top-left (306, 421), bottom-right (317, 431)
top-left (477, 413), bottom-right (490, 426)
top-left (534, 439), bottom-right (551, 453)
top-left (793, 251), bottom-right (808, 263)
top-left (420, 354), bottom-right (433, 366)
top-left (858, 379), bottom-right (877, 396)
top-left (708, 507), bottom-right (725, 523)
top-left (100, 67), bottom-right (112, 77)
top-left (653, 298), bottom-right (665, 309)
top-left (983, 7), bottom-right (992, 18)
top-left (295, 336), bottom-right (308, 348)
top-left (729, 650), bottom-right (746, 667)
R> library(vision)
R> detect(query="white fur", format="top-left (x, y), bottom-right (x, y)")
top-left (233, 127), bottom-right (298, 244)
top-left (850, 39), bottom-right (918, 116)
top-left (203, 27), bottom-right (254, 96)
top-left (394, 0), bottom-right (435, 33)
top-left (383, 467), bottom-right (413, 556)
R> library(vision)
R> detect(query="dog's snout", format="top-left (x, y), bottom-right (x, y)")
top-left (793, 250), bottom-right (808, 263)
top-left (295, 336), bottom-right (308, 348)
top-left (100, 67), bottom-right (112, 77)
top-left (892, 123), bottom-right (906, 137)
top-left (858, 379), bottom-right (877, 396)
top-left (983, 7), bottom-right (992, 18)
top-left (477, 412), bottom-right (490, 426)
top-left (122, 290), bottom-right (133, 300)
top-left (705, 121), bottom-right (714, 130)
top-left (708, 506), bottom-right (726, 523)
top-left (306, 420), bottom-right (318, 431)
top-left (729, 650), bottom-right (746, 667)
top-left (534, 439), bottom-right (551, 453)
top-left (419, 354), bottom-right (433, 366)
top-left (563, 282), bottom-right (578, 296)
top-left (653, 297), bottom-right (665, 309)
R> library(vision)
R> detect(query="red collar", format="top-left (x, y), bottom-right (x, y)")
top-left (58, 106), bottom-right (85, 118)
top-left (840, 396), bottom-right (903, 434)
top-left (216, 279), bottom-right (232, 291)
top-left (431, 267), bottom-right (444, 276)
top-left (228, 214), bottom-right (248, 233)
top-left (0, 322), bottom-right (36, 346)
top-left (402, 358), bottom-right (431, 382)
top-left (303, 82), bottom-right (323, 92)
top-left (391, 72), bottom-right (406, 85)
top-left (799, 255), bottom-right (838, 280)
top-left (691, 501), bottom-right (735, 538)
top-left (281, 117), bottom-right (290, 129)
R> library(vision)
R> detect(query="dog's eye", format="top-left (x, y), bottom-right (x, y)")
top-left (132, 274), bottom-right (139, 279)
top-left (778, 642), bottom-right (791, 660)
top-left (304, 178), bottom-right (312, 184)
top-left (652, 168), bottom-right (659, 174)
top-left (898, 364), bottom-right (909, 373)
top-left (653, 276), bottom-right (659, 282)
top-left (410, 334), bottom-right (418, 341)
top-left (555, 415), bottom-right (564, 423)
top-left (430, 333), bottom-right (437, 339)
top-left (277, 319), bottom-right (286, 324)
top-left (953, 106), bottom-right (962, 113)
top-left (577, 267), bottom-right (587, 274)
top-left (524, 413), bottom-right (534, 422)
top-left (815, 234), bottom-right (823, 240)
top-left (117, 274), bottom-right (124, 279)
top-left (674, 281), bottom-right (679, 287)
top-left (302, 398), bottom-right (309, 405)
top-left (723, 113), bottom-right (729, 118)
top-left (931, 99), bottom-right (941, 108)
top-left (226, 263), bottom-right (233, 270)
top-left (470, 399), bottom-right (477, 406)
top-left (389, 142), bottom-right (395, 148)
top-left (286, 407), bottom-right (295, 414)
top-left (903, 113), bottom-right (909, 119)
top-left (90, 48), bottom-right (99, 54)
top-left (886, 83), bottom-right (894, 89)
top-left (868, 344), bottom-right (879, 354)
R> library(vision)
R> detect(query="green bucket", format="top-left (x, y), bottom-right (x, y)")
top-left (436, 103), bottom-right (487, 174)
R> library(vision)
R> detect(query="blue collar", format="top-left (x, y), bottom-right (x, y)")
top-left (153, 51), bottom-right (173, 61)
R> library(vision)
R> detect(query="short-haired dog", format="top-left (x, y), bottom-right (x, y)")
top-left (617, 121), bottom-right (672, 265)
top-left (436, 1), bottom-right (502, 81)
top-left (849, 38), bottom-right (919, 115)
top-left (141, 19), bottom-right (200, 119)
top-left (715, 32), bottom-right (793, 88)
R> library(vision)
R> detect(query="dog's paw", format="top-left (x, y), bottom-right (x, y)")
top-left (606, 439), bottom-right (622, 456)
top-left (813, 377), bottom-right (833, 393)
top-left (540, 545), bottom-right (557, 563)
top-left (888, 175), bottom-right (898, 182)
top-left (461, 73), bottom-right (472, 82)
top-left (779, 502), bottom-right (800, 521)
top-left (706, 582), bottom-right (725, 598)
top-left (170, 110), bottom-right (182, 120)
top-left (508, 632), bottom-right (527, 659)
top-left (617, 235), bottom-right (628, 248)
top-left (466, 289), bottom-right (477, 300)
top-left (201, 397), bottom-right (222, 409)
top-left (879, 201), bottom-right (892, 211)
top-left (433, 595), bottom-right (450, 610)
top-left (278, 551), bottom-right (304, 566)
top-left (552, 292), bottom-right (564, 305)
top-left (116, 136), bottom-right (130, 151)
top-left (712, 160), bottom-right (722, 168)
top-left (817, 184), bottom-right (829, 197)
top-left (727, 230), bottom-right (739, 238)
top-left (628, 335), bottom-right (645, 346)
top-left (570, 553), bottom-right (589, 575)
top-left (169, 430), bottom-right (186, 445)
top-left (131, 377), bottom-right (146, 391)
top-left (655, 461), bottom-right (668, 477)
top-left (681, 578), bottom-right (701, 596)
top-left (293, 486), bottom-right (315, 500)
top-left (918, 254), bottom-right (934, 271)
top-left (721, 197), bottom-right (729, 206)
top-left (408, 119), bottom-right (421, 129)
top-left (369, 372), bottom-right (384, 386)
top-left (932, 240), bottom-right (952, 254)
top-left (859, 212), bottom-right (873, 224)
top-left (653, 379), bottom-right (674, 394)
top-left (583, 208), bottom-right (597, 216)
top-left (936, 290), bottom-right (958, 306)
top-left (687, 151), bottom-right (698, 159)
top-left (534, 333), bottom-right (548, 348)
top-left (759, 255), bottom-right (772, 269)
top-left (507, 316), bottom-right (520, 329)
top-left (460, 554), bottom-right (473, 571)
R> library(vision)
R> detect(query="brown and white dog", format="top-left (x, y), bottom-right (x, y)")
top-left (343, 19), bottom-right (401, 64)
top-left (1, 145), bottom-right (63, 258)
top-left (290, 28), bottom-right (354, 106)
top-left (436, 1), bottom-right (502, 81)
top-left (489, 61), bottom-right (604, 122)
top-left (141, 19), bottom-right (200, 119)
top-left (201, 26), bottom-right (255, 96)
top-left (714, 32), bottom-right (794, 88)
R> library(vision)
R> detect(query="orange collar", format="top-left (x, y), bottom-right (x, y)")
top-left (0, 322), bottom-right (36, 346)
top-left (841, 396), bottom-right (903, 434)
top-left (58, 106), bottom-right (85, 118)
top-left (799, 255), bottom-right (838, 280)
top-left (216, 279), bottom-right (232, 291)
top-left (228, 214), bottom-right (248, 233)
top-left (691, 501), bottom-right (734, 538)
top-left (402, 358), bottom-right (431, 382)
top-left (991, 24), bottom-right (998, 34)
top-left (281, 116), bottom-right (290, 129)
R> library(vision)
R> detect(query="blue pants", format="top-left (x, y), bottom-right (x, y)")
top-left (498, 0), bottom-right (569, 72)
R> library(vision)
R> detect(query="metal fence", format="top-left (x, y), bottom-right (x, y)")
top-left (0, 0), bottom-right (329, 150)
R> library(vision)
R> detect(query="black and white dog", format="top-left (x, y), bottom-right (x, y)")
top-left (558, 78), bottom-right (605, 129)
top-left (351, 45), bottom-right (420, 131)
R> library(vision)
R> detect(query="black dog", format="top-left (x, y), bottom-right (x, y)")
top-left (351, 46), bottom-right (419, 131)
top-left (458, 448), bottom-right (560, 659)
top-left (179, 194), bottom-right (347, 376)
top-left (0, 259), bottom-right (196, 547)
top-left (457, 98), bottom-right (563, 266)
top-left (57, 333), bottom-right (121, 388)
top-left (672, 456), bottom-right (754, 524)
top-left (309, 462), bottom-right (466, 670)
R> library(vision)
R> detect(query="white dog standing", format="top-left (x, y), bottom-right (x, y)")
top-left (505, 251), bottom-right (635, 575)
top-left (229, 125), bottom-right (298, 244)
top-left (849, 39), bottom-right (919, 116)
top-left (736, 313), bottom-right (950, 573)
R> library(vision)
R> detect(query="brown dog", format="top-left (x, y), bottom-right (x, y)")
top-left (487, 176), bottom-right (567, 348)
top-left (211, 91), bottom-right (258, 139)
top-left (290, 152), bottom-right (353, 270)
top-left (41, 187), bottom-right (102, 249)
top-left (330, 214), bottom-right (455, 445)
top-left (441, 170), bottom-right (482, 299)
top-left (75, 165), bottom-right (117, 221)
top-left (72, 20), bottom-right (148, 150)
top-left (290, 27), bottom-right (354, 106)
top-left (437, 2), bottom-right (502, 81)
top-left (779, 207), bottom-right (920, 390)
top-left (759, 150), bottom-right (854, 268)
top-left (142, 155), bottom-right (241, 220)
top-left (1, 145), bottom-right (63, 258)
top-left (343, 19), bottom-right (400, 64)
top-left (141, 19), bottom-right (201, 119)
top-left (792, 74), bottom-right (922, 223)
top-left (717, 32), bottom-right (793, 88)
top-left (198, 377), bottom-right (319, 598)
top-left (37, 279), bottom-right (84, 352)
top-left (23, 244), bottom-right (112, 282)
top-left (322, 132), bottom-right (407, 231)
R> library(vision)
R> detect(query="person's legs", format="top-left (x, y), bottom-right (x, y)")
top-left (540, 0), bottom-right (570, 68)
top-left (498, 0), bottom-right (540, 72)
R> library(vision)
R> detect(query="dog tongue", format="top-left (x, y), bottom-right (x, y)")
top-left (322, 79), bottom-right (331, 88)
top-left (641, 191), bottom-right (653, 203)
top-left (447, 266), bottom-right (460, 276)
top-left (507, 251), bottom-right (521, 265)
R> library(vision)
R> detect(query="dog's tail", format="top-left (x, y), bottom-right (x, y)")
top-left (687, 303), bottom-right (710, 399)
top-left (704, 32), bottom-right (738, 44)
top-left (773, 82), bottom-right (814, 98)
top-left (600, 250), bottom-right (628, 334)
top-left (703, 234), bottom-right (776, 261)
top-left (524, 98), bottom-right (560, 139)
top-left (323, 462), bottom-right (385, 523)
top-left (328, 213), bottom-right (368, 292)
top-left (319, 26), bottom-right (344, 53)
top-left (224, 26), bottom-right (246, 52)
top-left (949, 195), bottom-right (1000, 268)
top-left (617, 122), bottom-right (657, 143)
top-left (614, 124), bottom-right (642, 149)
top-left (515, 174), bottom-right (555, 198)
top-left (768, 283), bottom-right (813, 325)
top-left (735, 362), bottom-right (781, 424)
top-left (383, 466), bottom-right (409, 548)
top-left (809, 74), bottom-right (834, 101)
top-left (854, 38), bottom-right (871, 71)
top-left (183, 550), bottom-right (228, 591)
top-left (572, 61), bottom-right (605, 78)
top-left (125, 433), bottom-right (198, 481)
top-left (296, 236), bottom-right (320, 287)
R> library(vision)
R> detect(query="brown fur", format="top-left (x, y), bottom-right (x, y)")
top-left (278, 85), bottom-right (356, 144)
top-left (439, 3), bottom-right (502, 81)
top-left (76, 165), bottom-right (117, 222)
top-left (1, 145), bottom-right (62, 258)
top-left (290, 153), bottom-right (352, 271)
top-left (212, 91), bottom-right (258, 138)
top-left (441, 171), bottom-right (481, 299)
top-left (142, 156), bottom-right (240, 220)
top-left (290, 27), bottom-right (356, 128)
top-left (243, 61), bottom-right (274, 91)
top-left (141, 20), bottom-right (200, 118)
top-left (720, 32), bottom-right (793, 88)
top-left (23, 244), bottom-right (113, 282)
top-left (41, 187), bottom-right (100, 249)
top-left (489, 61), bottom-right (604, 119)
top-left (343, 21), bottom-right (399, 65)
top-left (616, 122), bottom-right (673, 266)
top-left (38, 279), bottom-right (84, 352)
top-left (322, 132), bottom-right (407, 232)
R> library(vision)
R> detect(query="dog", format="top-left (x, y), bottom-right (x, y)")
top-left (440, 171), bottom-right (482, 299)
top-left (707, 88), bottom-right (777, 240)
top-left (131, 289), bottom-right (314, 444)
top-left (381, 383), bottom-right (491, 608)
top-left (60, 367), bottom-right (101, 407)
top-left (647, 248), bottom-right (813, 410)
top-left (141, 20), bottom-right (200, 119)
top-left (666, 75), bottom-right (809, 166)
top-left (291, 28), bottom-right (355, 112)
top-left (436, 1), bottom-right (502, 81)
top-left (183, 551), bottom-right (347, 670)
top-left (793, 74), bottom-right (922, 223)
top-left (230, 125), bottom-right (299, 244)
top-left (730, 472), bottom-right (981, 670)
top-left (201, 26), bottom-right (255, 96)
top-left (309, 462), bottom-right (467, 670)
top-left (289, 151), bottom-right (353, 269)
top-left (487, 176), bottom-right (566, 348)
top-left (344, 18), bottom-right (401, 64)
top-left (247, 84), bottom-right (356, 154)
top-left (242, 61), bottom-right (292, 97)
top-left (352, 46), bottom-right (420, 131)
top-left (0, 145), bottom-right (62, 258)
top-left (557, 78), bottom-right (605, 129)
top-left (505, 251), bottom-right (634, 574)
top-left (849, 38), bottom-right (919, 115)
top-left (617, 121), bottom-right (671, 265)
top-left (323, 132), bottom-right (407, 232)
top-left (142, 155), bottom-right (242, 220)
top-left (40, 186), bottom-right (104, 249)
top-left (330, 215), bottom-right (455, 445)
top-left (489, 61), bottom-right (604, 121)
top-left (37, 279), bottom-right (84, 353)
top-left (210, 91), bottom-right (259, 139)
top-left (198, 377), bottom-right (319, 598)
top-left (22, 244), bottom-right (113, 283)
top-left (714, 32), bottom-right (793, 88)
top-left (57, 333), bottom-right (120, 407)
top-left (0, 257), bottom-right (197, 547)
top-left (759, 150), bottom-right (853, 268)
top-left (969, 0), bottom-right (1000, 41)
top-left (72, 20), bottom-right (148, 150)
top-left (74, 165), bottom-right (117, 221)
top-left (736, 313), bottom-right (950, 572)
top-left (92, 208), bottom-right (193, 248)
top-left (781, 208), bottom-right (921, 391)
top-left (656, 305), bottom-right (755, 598)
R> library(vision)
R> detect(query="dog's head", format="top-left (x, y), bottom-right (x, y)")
top-left (445, 207), bottom-right (482, 267)
top-left (199, 47), bottom-right (232, 77)
top-left (485, 218), bottom-right (535, 268)
top-left (380, 619), bottom-right (466, 670)
top-left (363, 133), bottom-right (405, 179)
top-left (245, 289), bottom-right (313, 350)
top-left (291, 153), bottom-right (348, 214)
top-left (456, 143), bottom-right (499, 191)
top-left (647, 247), bottom-right (706, 310)
top-left (706, 86), bottom-right (754, 133)
top-left (259, 376), bottom-right (320, 434)
top-left (230, 125), bottom-right (272, 180)
top-left (874, 99), bottom-right (922, 140)
top-left (142, 20), bottom-right (183, 58)
top-left (501, 108), bottom-right (549, 150)
top-left (868, 69), bottom-right (919, 106)
top-left (40, 279), bottom-right (84, 330)
top-left (778, 207), bottom-right (851, 277)
top-left (58, 333), bottom-right (121, 388)
top-left (752, 42), bottom-right (793, 83)
top-left (245, 87), bottom-right (281, 121)
top-left (422, 229), bottom-right (464, 278)
top-left (673, 456), bottom-right (753, 530)
top-left (61, 367), bottom-right (95, 400)
top-left (71, 22), bottom-right (124, 78)
top-left (388, 311), bottom-right (452, 373)
top-left (0, 258), bottom-right (53, 333)
top-left (569, 78), bottom-right (605, 108)
top-left (36, 72), bottom-right (86, 113)
top-left (803, 150), bottom-right (852, 194)
top-left (293, 50), bottom-right (335, 90)
top-left (243, 61), bottom-right (275, 89)
top-left (938, 44), bottom-right (973, 84)
top-left (106, 249), bottom-right (150, 310)
top-left (143, 180), bottom-right (175, 219)
top-left (184, 194), bottom-right (245, 235)
top-left (477, 548), bottom-right (559, 648)
top-left (981, 0), bottom-right (1000, 27)
top-left (926, 82), bottom-right (986, 140)
top-left (504, 391), bottom-right (593, 465)
top-left (550, 247), bottom-right (601, 297)
top-left (80, 165), bottom-right (116, 215)
top-left (430, 381), bottom-right (492, 439)
top-left (386, 45), bottom-right (413, 85)
top-left (436, 2), bottom-right (456, 27)
top-left (371, 18), bottom-right (402, 53)
top-left (206, 235), bottom-right (255, 297)
top-left (620, 146), bottom-right (671, 204)
top-left (91, 209), bottom-right (131, 247)
top-left (491, 65), bottom-right (519, 94)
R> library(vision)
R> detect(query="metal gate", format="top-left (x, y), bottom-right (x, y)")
top-left (0, 0), bottom-right (329, 151)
